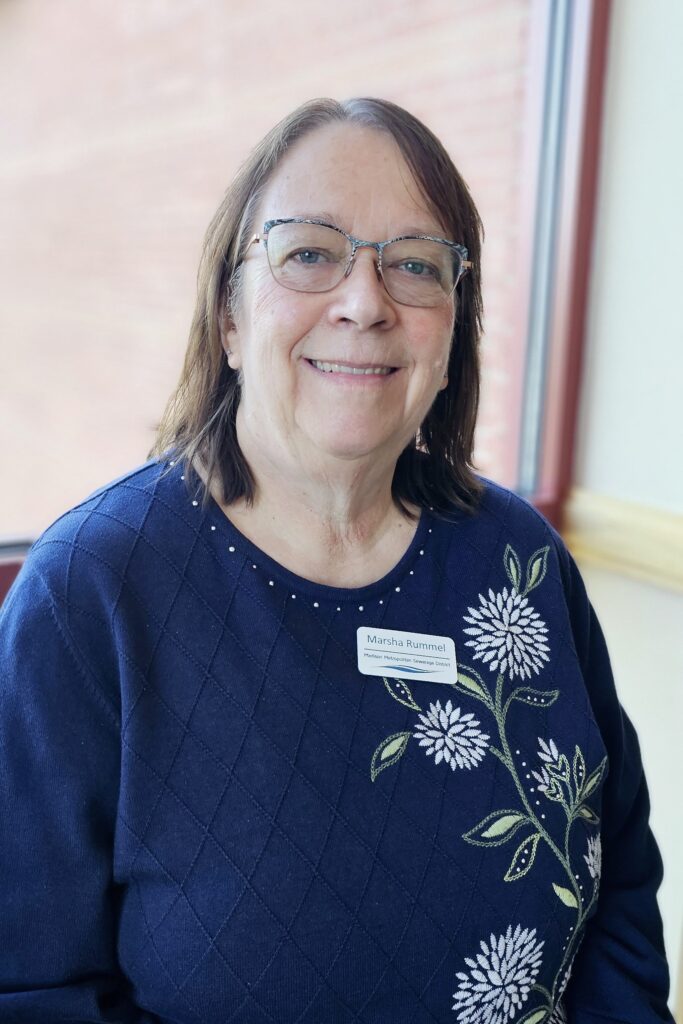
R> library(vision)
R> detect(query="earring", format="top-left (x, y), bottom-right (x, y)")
top-left (226, 349), bottom-right (232, 356)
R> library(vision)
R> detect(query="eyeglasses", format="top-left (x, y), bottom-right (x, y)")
top-left (248, 218), bottom-right (472, 308)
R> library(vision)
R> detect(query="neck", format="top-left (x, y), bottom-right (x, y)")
top-left (209, 428), bottom-right (419, 588)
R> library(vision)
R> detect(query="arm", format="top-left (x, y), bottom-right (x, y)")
top-left (558, 548), bottom-right (674, 1023)
top-left (0, 564), bottom-right (150, 1023)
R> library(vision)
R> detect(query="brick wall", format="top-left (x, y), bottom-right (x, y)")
top-left (0, 0), bottom-right (535, 536)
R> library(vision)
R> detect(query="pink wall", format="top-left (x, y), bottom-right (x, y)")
top-left (0, 0), bottom-right (538, 537)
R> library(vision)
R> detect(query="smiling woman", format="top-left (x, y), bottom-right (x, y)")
top-left (0, 98), bottom-right (673, 1023)
top-left (155, 100), bottom-right (484, 533)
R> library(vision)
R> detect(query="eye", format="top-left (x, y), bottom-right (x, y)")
top-left (396, 259), bottom-right (440, 280)
top-left (288, 248), bottom-right (334, 265)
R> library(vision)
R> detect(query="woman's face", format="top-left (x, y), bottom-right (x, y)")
top-left (225, 123), bottom-right (456, 478)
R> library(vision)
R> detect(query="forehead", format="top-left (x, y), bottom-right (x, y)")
top-left (255, 122), bottom-right (443, 236)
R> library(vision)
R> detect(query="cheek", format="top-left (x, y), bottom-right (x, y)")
top-left (435, 310), bottom-right (455, 373)
top-left (413, 313), bottom-right (454, 377)
top-left (246, 283), bottom-right (323, 358)
top-left (247, 273), bottom-right (288, 327)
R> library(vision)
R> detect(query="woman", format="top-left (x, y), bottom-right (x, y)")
top-left (0, 98), bottom-right (673, 1023)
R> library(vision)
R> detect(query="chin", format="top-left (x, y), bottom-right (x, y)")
top-left (311, 428), bottom-right (399, 464)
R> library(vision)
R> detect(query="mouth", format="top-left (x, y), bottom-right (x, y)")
top-left (306, 359), bottom-right (397, 377)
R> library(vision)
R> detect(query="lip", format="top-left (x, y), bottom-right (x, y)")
top-left (304, 358), bottom-right (400, 381)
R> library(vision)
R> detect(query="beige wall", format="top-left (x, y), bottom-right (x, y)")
top-left (572, 0), bottom-right (683, 1011)
top-left (575, 0), bottom-right (683, 513)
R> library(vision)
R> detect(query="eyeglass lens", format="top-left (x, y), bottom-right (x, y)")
top-left (265, 222), bottom-right (461, 307)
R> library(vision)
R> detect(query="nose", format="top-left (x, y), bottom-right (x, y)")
top-left (326, 247), bottom-right (397, 331)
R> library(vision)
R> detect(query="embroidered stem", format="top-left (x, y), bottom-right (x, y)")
top-left (495, 675), bottom-right (575, 889)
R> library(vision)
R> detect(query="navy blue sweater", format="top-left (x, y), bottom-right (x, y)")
top-left (0, 461), bottom-right (673, 1023)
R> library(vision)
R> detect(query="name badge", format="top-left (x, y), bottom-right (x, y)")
top-left (356, 626), bottom-right (457, 685)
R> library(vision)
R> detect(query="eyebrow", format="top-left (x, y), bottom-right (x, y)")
top-left (396, 225), bottom-right (446, 238)
top-left (289, 211), bottom-right (339, 225)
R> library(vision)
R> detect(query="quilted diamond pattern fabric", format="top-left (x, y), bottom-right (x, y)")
top-left (0, 461), bottom-right (672, 1023)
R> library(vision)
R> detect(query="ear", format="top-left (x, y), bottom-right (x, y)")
top-left (219, 311), bottom-right (242, 370)
top-left (438, 374), bottom-right (448, 391)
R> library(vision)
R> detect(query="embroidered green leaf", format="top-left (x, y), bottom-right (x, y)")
top-left (542, 776), bottom-right (565, 803)
top-left (547, 753), bottom-right (571, 783)
top-left (509, 687), bottom-right (560, 709)
top-left (382, 677), bottom-right (421, 712)
top-left (454, 666), bottom-right (491, 704)
top-left (463, 809), bottom-right (529, 847)
top-left (582, 756), bottom-right (608, 799)
top-left (552, 882), bottom-right (579, 909)
top-left (573, 745), bottom-right (586, 793)
top-left (370, 731), bottom-right (411, 782)
top-left (524, 546), bottom-right (549, 594)
top-left (503, 544), bottom-right (522, 590)
top-left (481, 814), bottom-right (525, 838)
top-left (576, 804), bottom-right (600, 825)
top-left (504, 832), bottom-right (541, 882)
top-left (518, 1009), bottom-right (549, 1024)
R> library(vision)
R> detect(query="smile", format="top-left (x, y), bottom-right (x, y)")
top-left (308, 360), bottom-right (395, 376)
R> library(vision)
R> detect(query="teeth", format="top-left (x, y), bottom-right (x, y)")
top-left (310, 360), bottom-right (393, 376)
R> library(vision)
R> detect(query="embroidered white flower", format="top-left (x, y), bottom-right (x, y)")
top-left (452, 924), bottom-right (544, 1023)
top-left (537, 737), bottom-right (559, 765)
top-left (531, 739), bottom-right (568, 798)
top-left (530, 765), bottom-right (552, 792)
top-left (530, 763), bottom-right (564, 804)
top-left (584, 834), bottom-right (602, 880)
top-left (414, 700), bottom-right (489, 771)
top-left (463, 587), bottom-right (550, 680)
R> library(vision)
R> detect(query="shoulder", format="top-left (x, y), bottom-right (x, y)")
top-left (2, 459), bottom-right (202, 704)
top-left (31, 459), bottom-right (171, 552)
top-left (476, 477), bottom-right (563, 546)
top-left (4, 459), bottom-right (206, 667)
top-left (0, 461), bottom-right (174, 722)
top-left (433, 479), bottom-right (586, 651)
top-left (445, 477), bottom-right (573, 580)
top-left (454, 479), bottom-right (605, 687)
top-left (22, 459), bottom-right (195, 603)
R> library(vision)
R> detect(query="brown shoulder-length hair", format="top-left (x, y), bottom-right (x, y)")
top-left (152, 97), bottom-right (484, 516)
